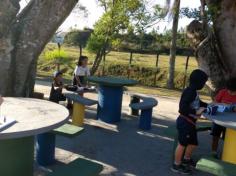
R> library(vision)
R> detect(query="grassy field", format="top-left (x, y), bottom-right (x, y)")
top-left (37, 43), bottom-right (210, 99)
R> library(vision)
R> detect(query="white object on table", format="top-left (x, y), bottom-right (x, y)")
top-left (0, 116), bottom-right (16, 131)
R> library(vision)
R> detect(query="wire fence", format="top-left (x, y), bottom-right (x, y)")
top-left (98, 50), bottom-right (197, 90)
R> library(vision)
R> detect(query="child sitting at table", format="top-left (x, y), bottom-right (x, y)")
top-left (73, 56), bottom-right (90, 87)
top-left (172, 69), bottom-right (208, 174)
top-left (211, 77), bottom-right (236, 157)
top-left (49, 71), bottom-right (66, 103)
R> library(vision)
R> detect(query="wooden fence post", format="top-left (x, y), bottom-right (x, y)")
top-left (183, 55), bottom-right (190, 89)
top-left (128, 52), bottom-right (133, 79)
top-left (154, 53), bottom-right (159, 86)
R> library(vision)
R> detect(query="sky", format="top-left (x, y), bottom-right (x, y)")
top-left (19, 0), bottom-right (201, 33)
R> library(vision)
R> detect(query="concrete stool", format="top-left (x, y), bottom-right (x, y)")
top-left (65, 93), bottom-right (97, 126)
top-left (129, 95), bottom-right (158, 130)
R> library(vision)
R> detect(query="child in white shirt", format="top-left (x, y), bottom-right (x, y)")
top-left (73, 56), bottom-right (90, 87)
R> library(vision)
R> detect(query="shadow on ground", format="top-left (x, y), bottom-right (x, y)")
top-left (50, 109), bottom-right (213, 176)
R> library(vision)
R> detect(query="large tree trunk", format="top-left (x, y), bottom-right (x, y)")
top-left (90, 49), bottom-right (103, 75)
top-left (187, 0), bottom-right (236, 92)
top-left (0, 0), bottom-right (78, 97)
top-left (167, 0), bottom-right (180, 89)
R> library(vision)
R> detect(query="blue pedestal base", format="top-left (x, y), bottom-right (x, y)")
top-left (36, 133), bottom-right (56, 166)
top-left (139, 109), bottom-right (152, 130)
top-left (97, 85), bottom-right (123, 123)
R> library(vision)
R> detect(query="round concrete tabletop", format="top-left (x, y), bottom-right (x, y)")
top-left (0, 97), bottom-right (69, 140)
top-left (87, 76), bottom-right (138, 87)
top-left (203, 112), bottom-right (236, 130)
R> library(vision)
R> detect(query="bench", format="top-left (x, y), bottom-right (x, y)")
top-left (36, 124), bottom-right (84, 166)
top-left (47, 158), bottom-right (103, 176)
top-left (196, 156), bottom-right (236, 176)
top-left (65, 93), bottom-right (97, 126)
top-left (163, 122), bottom-right (212, 162)
top-left (129, 94), bottom-right (158, 130)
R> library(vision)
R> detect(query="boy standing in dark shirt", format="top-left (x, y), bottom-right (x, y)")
top-left (172, 69), bottom-right (208, 174)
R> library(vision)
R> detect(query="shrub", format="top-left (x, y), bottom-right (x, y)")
top-left (44, 49), bottom-right (70, 70)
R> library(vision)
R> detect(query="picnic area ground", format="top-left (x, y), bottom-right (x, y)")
top-left (34, 80), bottom-right (217, 176)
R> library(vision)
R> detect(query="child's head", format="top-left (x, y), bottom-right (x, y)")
top-left (226, 77), bottom-right (236, 93)
top-left (53, 71), bottom-right (63, 83)
top-left (78, 56), bottom-right (88, 67)
top-left (189, 69), bottom-right (208, 90)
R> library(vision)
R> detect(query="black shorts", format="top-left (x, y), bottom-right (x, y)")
top-left (176, 116), bottom-right (198, 147)
top-left (211, 123), bottom-right (226, 138)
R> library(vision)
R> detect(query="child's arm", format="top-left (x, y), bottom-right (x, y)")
top-left (75, 76), bottom-right (83, 86)
top-left (200, 100), bottom-right (208, 108)
top-left (53, 81), bottom-right (63, 91)
top-left (196, 107), bottom-right (206, 115)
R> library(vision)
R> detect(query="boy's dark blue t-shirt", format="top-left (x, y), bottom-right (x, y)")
top-left (179, 86), bottom-right (207, 122)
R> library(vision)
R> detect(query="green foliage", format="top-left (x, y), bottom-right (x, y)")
top-left (117, 29), bottom-right (190, 53)
top-left (180, 7), bottom-right (201, 20)
top-left (38, 44), bottom-right (203, 91)
top-left (64, 29), bottom-right (92, 47)
top-left (180, 7), bottom-right (212, 24)
top-left (87, 0), bottom-right (166, 53)
top-left (44, 49), bottom-right (70, 65)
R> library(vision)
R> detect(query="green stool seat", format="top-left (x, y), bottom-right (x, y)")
top-left (196, 156), bottom-right (236, 176)
top-left (47, 158), bottom-right (103, 176)
top-left (53, 124), bottom-right (84, 138)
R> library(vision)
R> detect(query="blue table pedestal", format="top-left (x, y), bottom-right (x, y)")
top-left (36, 133), bottom-right (56, 166)
top-left (139, 108), bottom-right (152, 130)
top-left (97, 85), bottom-right (123, 123)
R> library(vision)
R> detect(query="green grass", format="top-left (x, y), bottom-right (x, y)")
top-left (37, 43), bottom-right (210, 99)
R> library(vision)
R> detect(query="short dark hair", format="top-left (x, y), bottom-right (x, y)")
top-left (226, 77), bottom-right (236, 91)
top-left (77, 56), bottom-right (88, 66)
top-left (189, 69), bottom-right (208, 90)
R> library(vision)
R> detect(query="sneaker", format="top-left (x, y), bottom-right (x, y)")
top-left (182, 158), bottom-right (196, 168)
top-left (171, 164), bottom-right (192, 175)
top-left (211, 152), bottom-right (219, 159)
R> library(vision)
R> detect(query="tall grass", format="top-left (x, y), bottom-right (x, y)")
top-left (38, 43), bottom-right (199, 90)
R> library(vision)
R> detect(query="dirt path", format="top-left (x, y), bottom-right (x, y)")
top-left (35, 81), bottom-right (212, 176)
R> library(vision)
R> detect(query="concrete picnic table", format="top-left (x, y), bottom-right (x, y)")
top-left (204, 112), bottom-right (236, 164)
top-left (0, 97), bottom-right (69, 176)
top-left (87, 76), bottom-right (138, 123)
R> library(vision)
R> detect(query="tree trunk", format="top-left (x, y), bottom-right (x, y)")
top-left (0, 0), bottom-right (78, 97)
top-left (200, 0), bottom-right (207, 29)
top-left (90, 49), bottom-right (103, 75)
top-left (167, 0), bottom-right (180, 89)
top-left (187, 0), bottom-right (236, 92)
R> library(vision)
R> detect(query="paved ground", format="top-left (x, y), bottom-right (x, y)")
top-left (34, 81), bottom-right (214, 176)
